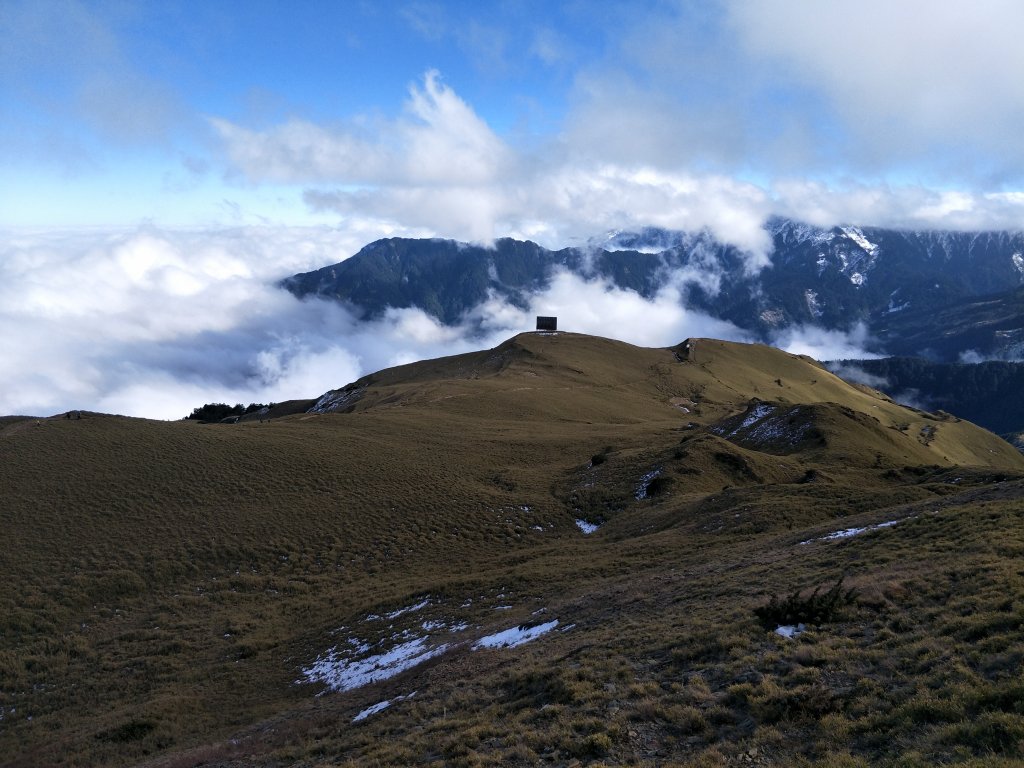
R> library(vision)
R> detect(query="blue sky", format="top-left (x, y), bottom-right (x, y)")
top-left (2, 0), bottom-right (1024, 418)
top-left (2, 1), bottom-right (606, 227)
top-left (5, 0), bottom-right (1024, 236)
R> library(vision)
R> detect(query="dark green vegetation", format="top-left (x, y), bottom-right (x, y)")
top-left (283, 219), bottom-right (1024, 360)
top-left (3, 333), bottom-right (1024, 767)
top-left (874, 285), bottom-right (1024, 361)
top-left (830, 356), bottom-right (1024, 437)
top-left (185, 403), bottom-right (271, 423)
top-left (753, 579), bottom-right (858, 630)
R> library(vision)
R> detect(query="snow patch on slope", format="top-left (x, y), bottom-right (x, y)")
top-left (635, 468), bottom-right (662, 500)
top-left (310, 385), bottom-right (364, 414)
top-left (841, 227), bottom-right (879, 256)
top-left (804, 289), bottom-right (823, 319)
top-left (302, 636), bottom-right (449, 692)
top-left (712, 403), bottom-right (813, 448)
top-left (473, 620), bottom-right (560, 650)
top-left (884, 289), bottom-right (911, 314)
top-left (385, 599), bottom-right (431, 620)
top-left (800, 518), bottom-right (907, 545)
top-left (775, 624), bottom-right (806, 639)
top-left (353, 692), bottom-right (416, 723)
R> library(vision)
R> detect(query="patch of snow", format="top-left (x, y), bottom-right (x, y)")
top-left (310, 385), bottom-right (364, 414)
top-left (841, 226), bottom-right (879, 255)
top-left (346, 637), bottom-right (372, 655)
top-left (749, 410), bottom-right (810, 445)
top-left (353, 700), bottom-right (392, 722)
top-left (301, 636), bottom-right (448, 692)
top-left (385, 599), bottom-right (431, 620)
top-left (741, 403), bottom-right (770, 434)
top-left (1013, 253), bottom-right (1024, 276)
top-left (473, 620), bottom-right (560, 650)
top-left (884, 289), bottom-right (910, 314)
top-left (713, 404), bottom-right (811, 447)
top-left (575, 519), bottom-right (600, 534)
top-left (353, 692), bottom-right (416, 723)
top-left (421, 619), bottom-right (467, 632)
top-left (775, 623), bottom-right (806, 639)
top-left (800, 517), bottom-right (905, 545)
top-left (635, 469), bottom-right (662, 500)
top-left (849, 272), bottom-right (865, 287)
top-left (804, 289), bottom-right (823, 319)
top-left (823, 526), bottom-right (868, 540)
top-left (816, 254), bottom-right (828, 275)
top-left (739, 403), bottom-right (775, 431)
top-left (772, 220), bottom-right (834, 246)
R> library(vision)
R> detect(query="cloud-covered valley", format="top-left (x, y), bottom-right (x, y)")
top-left (3, 224), bottom-right (886, 420)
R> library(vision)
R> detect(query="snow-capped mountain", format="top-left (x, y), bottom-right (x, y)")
top-left (283, 218), bottom-right (1024, 361)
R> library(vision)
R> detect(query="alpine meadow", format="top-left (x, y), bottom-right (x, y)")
top-left (4, 332), bottom-right (1024, 766)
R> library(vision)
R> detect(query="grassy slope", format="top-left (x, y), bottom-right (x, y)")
top-left (2, 333), bottom-right (1023, 767)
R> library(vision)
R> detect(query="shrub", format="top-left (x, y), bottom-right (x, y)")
top-left (95, 720), bottom-right (156, 743)
top-left (185, 402), bottom-right (269, 422)
top-left (645, 476), bottom-right (674, 498)
top-left (754, 578), bottom-right (858, 629)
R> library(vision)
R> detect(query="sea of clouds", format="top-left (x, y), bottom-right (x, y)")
top-left (0, 223), bottom-right (891, 420)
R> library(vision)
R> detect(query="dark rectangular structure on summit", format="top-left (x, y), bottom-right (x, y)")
top-left (536, 316), bottom-right (557, 331)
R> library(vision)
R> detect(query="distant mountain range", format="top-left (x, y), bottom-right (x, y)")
top-left (283, 218), bottom-right (1024, 362)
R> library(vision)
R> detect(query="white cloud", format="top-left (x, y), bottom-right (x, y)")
top-left (521, 270), bottom-right (750, 347)
top-left (0, 225), bottom-right (756, 420)
top-left (727, 0), bottom-right (1024, 175)
top-left (212, 71), bottom-right (510, 187)
top-left (771, 322), bottom-right (883, 361)
top-left (0, 226), bottom-right (379, 418)
top-left (826, 363), bottom-right (889, 390)
top-left (214, 71), bottom-right (776, 262)
top-left (215, 67), bottom-right (1024, 270)
top-left (771, 179), bottom-right (1024, 231)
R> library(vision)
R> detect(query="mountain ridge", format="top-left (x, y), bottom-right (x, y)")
top-left (283, 218), bottom-right (1024, 361)
top-left (273, 331), bottom-right (1024, 471)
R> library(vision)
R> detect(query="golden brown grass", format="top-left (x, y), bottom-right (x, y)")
top-left (2, 332), bottom-right (1023, 766)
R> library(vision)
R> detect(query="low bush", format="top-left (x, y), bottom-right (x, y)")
top-left (754, 578), bottom-right (858, 629)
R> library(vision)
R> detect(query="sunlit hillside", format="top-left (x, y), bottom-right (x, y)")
top-left (3, 332), bottom-right (1024, 767)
